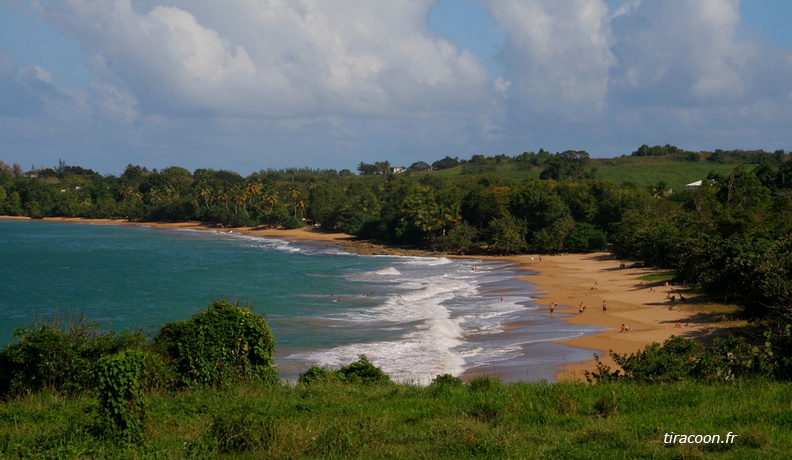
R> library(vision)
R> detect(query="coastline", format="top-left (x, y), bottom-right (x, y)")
top-left (503, 253), bottom-right (743, 381)
top-left (2, 217), bottom-right (735, 382)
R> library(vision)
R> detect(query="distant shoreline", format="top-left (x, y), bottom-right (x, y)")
top-left (1, 216), bottom-right (731, 381)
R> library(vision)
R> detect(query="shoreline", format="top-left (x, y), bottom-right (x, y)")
top-left (2, 217), bottom-right (737, 382)
top-left (502, 253), bottom-right (744, 381)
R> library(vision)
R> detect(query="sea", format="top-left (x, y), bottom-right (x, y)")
top-left (0, 219), bottom-right (601, 384)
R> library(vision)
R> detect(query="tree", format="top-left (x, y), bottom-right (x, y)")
top-left (409, 161), bottom-right (432, 171)
top-left (508, 179), bottom-right (570, 237)
top-left (487, 215), bottom-right (528, 254)
top-left (431, 156), bottom-right (460, 170)
top-left (357, 162), bottom-right (378, 175)
top-left (539, 150), bottom-right (592, 180)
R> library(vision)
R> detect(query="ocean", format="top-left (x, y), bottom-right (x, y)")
top-left (0, 220), bottom-right (601, 384)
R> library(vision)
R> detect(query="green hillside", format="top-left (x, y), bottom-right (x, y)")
top-left (407, 154), bottom-right (750, 193)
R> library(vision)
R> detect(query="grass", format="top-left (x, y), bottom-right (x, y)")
top-left (636, 270), bottom-right (677, 282)
top-left (405, 156), bottom-right (746, 193)
top-left (1, 379), bottom-right (791, 458)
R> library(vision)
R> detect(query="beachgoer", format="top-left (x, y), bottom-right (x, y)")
top-left (602, 301), bottom-right (607, 313)
top-left (578, 303), bottom-right (584, 314)
top-left (675, 322), bottom-right (682, 328)
top-left (550, 302), bottom-right (555, 313)
top-left (620, 324), bottom-right (630, 333)
top-left (500, 295), bottom-right (504, 302)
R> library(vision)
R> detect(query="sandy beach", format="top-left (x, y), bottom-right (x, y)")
top-left (506, 253), bottom-right (743, 381)
top-left (3, 217), bottom-right (739, 382)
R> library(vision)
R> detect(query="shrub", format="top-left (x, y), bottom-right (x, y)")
top-left (280, 215), bottom-right (305, 229)
top-left (336, 356), bottom-right (391, 385)
top-left (297, 365), bottom-right (335, 385)
top-left (154, 300), bottom-right (278, 389)
top-left (429, 373), bottom-right (464, 387)
top-left (0, 319), bottom-right (148, 398)
top-left (94, 350), bottom-right (149, 442)
top-left (587, 330), bottom-right (792, 384)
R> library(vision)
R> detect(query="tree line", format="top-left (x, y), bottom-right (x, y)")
top-left (2, 146), bottom-right (791, 322)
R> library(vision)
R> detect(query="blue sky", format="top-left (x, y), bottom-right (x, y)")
top-left (1, 0), bottom-right (791, 175)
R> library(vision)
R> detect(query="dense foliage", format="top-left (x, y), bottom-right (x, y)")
top-left (2, 146), bottom-right (791, 323)
top-left (0, 318), bottom-right (149, 397)
top-left (154, 300), bottom-right (278, 389)
top-left (298, 355), bottom-right (392, 385)
top-left (0, 301), bottom-right (276, 400)
top-left (586, 327), bottom-right (792, 384)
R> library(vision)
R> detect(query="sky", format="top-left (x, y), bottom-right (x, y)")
top-left (1, 0), bottom-right (792, 176)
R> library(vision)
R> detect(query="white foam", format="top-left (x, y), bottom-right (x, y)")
top-left (291, 316), bottom-right (467, 385)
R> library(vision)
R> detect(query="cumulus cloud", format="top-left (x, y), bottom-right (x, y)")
top-left (37, 0), bottom-right (490, 118)
top-left (483, 0), bottom-right (615, 120)
top-left (4, 0), bottom-right (792, 174)
top-left (609, 0), bottom-right (750, 105)
top-left (604, 0), bottom-right (792, 150)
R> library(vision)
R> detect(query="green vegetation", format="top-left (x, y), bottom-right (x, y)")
top-left (636, 270), bottom-right (677, 282)
top-left (1, 295), bottom-right (791, 456)
top-left (1, 377), bottom-right (790, 457)
top-left (588, 330), bottom-right (792, 384)
top-left (154, 300), bottom-right (278, 389)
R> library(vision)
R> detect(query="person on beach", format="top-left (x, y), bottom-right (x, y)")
top-left (620, 324), bottom-right (630, 332)
top-left (550, 302), bottom-right (555, 314)
top-left (578, 303), bottom-right (584, 314)
top-left (602, 300), bottom-right (607, 313)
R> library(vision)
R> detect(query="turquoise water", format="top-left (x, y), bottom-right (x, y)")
top-left (0, 220), bottom-right (600, 383)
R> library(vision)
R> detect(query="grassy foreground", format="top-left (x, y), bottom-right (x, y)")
top-left (1, 379), bottom-right (790, 458)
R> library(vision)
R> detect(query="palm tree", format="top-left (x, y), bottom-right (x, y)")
top-left (285, 184), bottom-right (303, 218)
top-left (260, 184), bottom-right (279, 214)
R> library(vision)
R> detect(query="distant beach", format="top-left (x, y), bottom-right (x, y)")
top-left (1, 216), bottom-right (730, 381)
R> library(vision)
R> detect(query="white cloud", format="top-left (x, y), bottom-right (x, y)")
top-left (4, 0), bottom-right (792, 174)
top-left (608, 0), bottom-right (752, 105)
top-left (37, 0), bottom-right (490, 118)
top-left (483, 0), bottom-right (615, 119)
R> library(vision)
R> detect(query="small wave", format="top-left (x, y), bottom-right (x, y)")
top-left (370, 267), bottom-right (402, 276)
top-left (402, 256), bottom-right (453, 266)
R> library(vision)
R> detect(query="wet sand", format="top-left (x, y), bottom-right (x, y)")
top-left (3, 217), bottom-right (735, 382)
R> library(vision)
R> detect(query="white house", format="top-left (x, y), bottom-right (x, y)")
top-left (685, 180), bottom-right (704, 192)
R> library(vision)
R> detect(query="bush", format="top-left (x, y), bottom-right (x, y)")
top-left (297, 365), bottom-right (335, 385)
top-left (154, 300), bottom-right (278, 389)
top-left (280, 215), bottom-right (305, 229)
top-left (586, 330), bottom-right (792, 384)
top-left (94, 350), bottom-right (149, 442)
top-left (0, 319), bottom-right (148, 398)
top-left (297, 357), bottom-right (391, 386)
top-left (429, 373), bottom-right (464, 387)
top-left (336, 355), bottom-right (391, 385)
